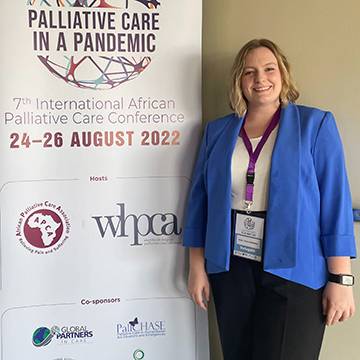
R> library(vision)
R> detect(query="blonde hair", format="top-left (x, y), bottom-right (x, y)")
top-left (229, 39), bottom-right (300, 116)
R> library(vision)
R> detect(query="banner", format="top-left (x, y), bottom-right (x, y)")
top-left (0, 1), bottom-right (208, 359)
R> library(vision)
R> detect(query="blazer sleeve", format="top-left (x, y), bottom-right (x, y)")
top-left (182, 123), bottom-right (209, 248)
top-left (313, 111), bottom-right (356, 257)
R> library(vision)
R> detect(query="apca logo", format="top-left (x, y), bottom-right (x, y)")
top-left (16, 201), bottom-right (71, 254)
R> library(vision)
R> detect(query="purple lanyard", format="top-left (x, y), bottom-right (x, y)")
top-left (240, 107), bottom-right (281, 211)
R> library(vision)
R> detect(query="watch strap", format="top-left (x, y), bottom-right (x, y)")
top-left (328, 273), bottom-right (354, 286)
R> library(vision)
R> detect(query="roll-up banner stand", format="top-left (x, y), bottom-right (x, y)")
top-left (0, 1), bottom-right (208, 359)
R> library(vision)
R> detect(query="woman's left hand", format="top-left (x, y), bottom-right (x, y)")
top-left (322, 281), bottom-right (355, 326)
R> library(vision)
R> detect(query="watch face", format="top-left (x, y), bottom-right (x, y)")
top-left (342, 275), bottom-right (354, 286)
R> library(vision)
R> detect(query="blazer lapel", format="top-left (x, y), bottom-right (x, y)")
top-left (207, 114), bottom-right (244, 199)
top-left (264, 103), bottom-right (301, 269)
top-left (205, 114), bottom-right (243, 270)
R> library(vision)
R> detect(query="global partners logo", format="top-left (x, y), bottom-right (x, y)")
top-left (32, 326), bottom-right (59, 347)
top-left (32, 325), bottom-right (94, 347)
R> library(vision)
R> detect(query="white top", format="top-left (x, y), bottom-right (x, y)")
top-left (231, 126), bottom-right (279, 211)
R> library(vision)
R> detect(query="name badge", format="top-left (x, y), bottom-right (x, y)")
top-left (233, 213), bottom-right (265, 262)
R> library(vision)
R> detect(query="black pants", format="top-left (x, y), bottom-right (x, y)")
top-left (209, 255), bottom-right (325, 360)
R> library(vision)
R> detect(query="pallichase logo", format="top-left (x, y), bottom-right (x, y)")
top-left (91, 203), bottom-right (182, 245)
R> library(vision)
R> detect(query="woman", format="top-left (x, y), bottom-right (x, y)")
top-left (183, 39), bottom-right (356, 360)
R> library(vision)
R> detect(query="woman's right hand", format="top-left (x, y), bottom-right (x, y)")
top-left (188, 248), bottom-right (210, 311)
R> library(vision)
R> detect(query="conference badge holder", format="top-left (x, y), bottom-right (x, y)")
top-left (233, 212), bottom-right (265, 262)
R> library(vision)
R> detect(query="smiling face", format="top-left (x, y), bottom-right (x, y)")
top-left (241, 46), bottom-right (282, 110)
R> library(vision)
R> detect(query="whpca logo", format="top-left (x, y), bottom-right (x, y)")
top-left (92, 202), bottom-right (182, 246)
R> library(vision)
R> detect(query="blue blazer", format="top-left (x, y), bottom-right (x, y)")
top-left (183, 103), bottom-right (356, 289)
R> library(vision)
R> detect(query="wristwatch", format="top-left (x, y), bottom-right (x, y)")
top-left (328, 273), bottom-right (355, 286)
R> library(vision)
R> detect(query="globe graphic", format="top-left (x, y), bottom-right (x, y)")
top-left (27, 0), bottom-right (160, 89)
top-left (23, 209), bottom-right (64, 249)
top-left (32, 327), bottom-right (52, 347)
